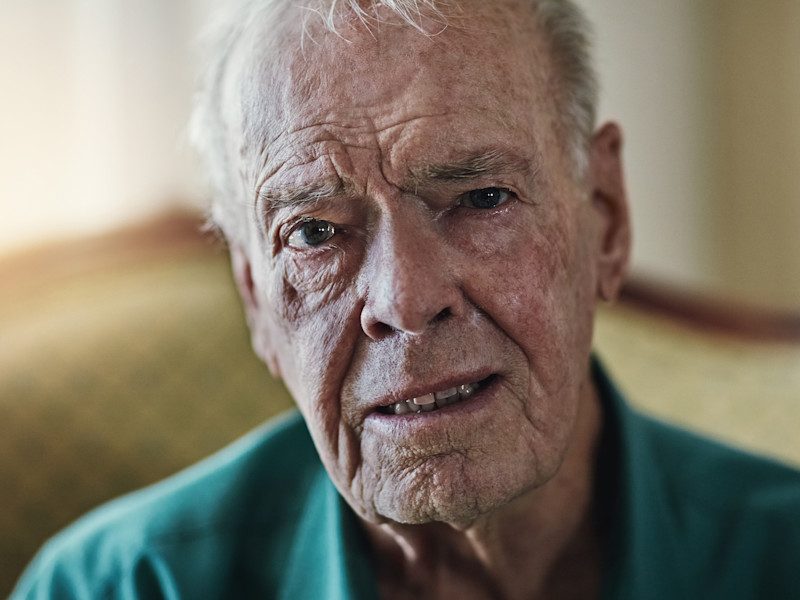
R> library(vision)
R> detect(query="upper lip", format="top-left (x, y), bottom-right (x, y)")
top-left (368, 369), bottom-right (495, 412)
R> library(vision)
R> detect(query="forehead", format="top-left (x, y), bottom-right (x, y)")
top-left (223, 0), bottom-right (561, 184)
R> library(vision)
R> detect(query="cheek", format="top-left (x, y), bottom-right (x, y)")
top-left (455, 203), bottom-right (594, 378)
top-left (278, 250), bottom-right (354, 316)
top-left (258, 236), bottom-right (362, 344)
top-left (457, 207), bottom-right (573, 318)
top-left (261, 261), bottom-right (356, 391)
top-left (255, 255), bottom-right (364, 456)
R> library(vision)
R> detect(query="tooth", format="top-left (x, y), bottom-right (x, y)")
top-left (435, 396), bottom-right (454, 408)
top-left (458, 383), bottom-right (478, 400)
top-left (393, 401), bottom-right (412, 415)
top-left (435, 390), bottom-right (459, 408)
top-left (420, 402), bottom-right (436, 412)
top-left (412, 393), bottom-right (435, 406)
top-left (434, 388), bottom-right (458, 400)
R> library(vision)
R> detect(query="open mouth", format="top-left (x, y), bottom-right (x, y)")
top-left (378, 375), bottom-right (496, 415)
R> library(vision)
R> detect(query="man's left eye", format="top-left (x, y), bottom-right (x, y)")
top-left (461, 187), bottom-right (512, 209)
top-left (287, 219), bottom-right (336, 249)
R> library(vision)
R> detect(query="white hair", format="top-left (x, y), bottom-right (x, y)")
top-left (189, 0), bottom-right (598, 242)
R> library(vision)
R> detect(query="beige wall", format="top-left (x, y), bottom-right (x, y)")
top-left (0, 0), bottom-right (212, 251)
top-left (710, 0), bottom-right (800, 311)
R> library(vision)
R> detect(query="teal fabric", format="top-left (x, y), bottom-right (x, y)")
top-left (11, 365), bottom-right (800, 599)
top-left (10, 411), bottom-right (379, 600)
top-left (596, 364), bottom-right (800, 600)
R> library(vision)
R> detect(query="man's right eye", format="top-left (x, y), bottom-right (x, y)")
top-left (287, 219), bottom-right (336, 249)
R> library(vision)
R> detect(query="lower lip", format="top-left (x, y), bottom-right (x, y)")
top-left (363, 376), bottom-right (501, 435)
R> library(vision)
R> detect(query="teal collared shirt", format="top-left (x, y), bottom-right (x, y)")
top-left (12, 363), bottom-right (800, 599)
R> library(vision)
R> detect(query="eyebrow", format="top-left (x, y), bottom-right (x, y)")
top-left (256, 179), bottom-right (346, 212)
top-left (406, 149), bottom-right (534, 187)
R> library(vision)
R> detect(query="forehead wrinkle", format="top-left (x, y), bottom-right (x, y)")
top-left (251, 137), bottom-right (369, 215)
top-left (257, 178), bottom-right (348, 213)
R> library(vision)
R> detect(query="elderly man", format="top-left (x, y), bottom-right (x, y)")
top-left (12, 0), bottom-right (800, 598)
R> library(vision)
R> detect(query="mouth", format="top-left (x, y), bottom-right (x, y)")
top-left (377, 375), bottom-right (497, 415)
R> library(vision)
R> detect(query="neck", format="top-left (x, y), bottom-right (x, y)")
top-left (364, 379), bottom-right (605, 600)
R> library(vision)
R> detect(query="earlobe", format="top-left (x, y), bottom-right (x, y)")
top-left (589, 122), bottom-right (632, 303)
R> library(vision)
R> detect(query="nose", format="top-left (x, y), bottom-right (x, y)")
top-left (360, 210), bottom-right (465, 340)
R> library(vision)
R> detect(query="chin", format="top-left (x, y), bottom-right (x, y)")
top-left (363, 452), bottom-right (544, 528)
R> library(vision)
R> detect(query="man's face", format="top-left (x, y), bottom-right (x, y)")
top-left (226, 0), bottom-right (627, 527)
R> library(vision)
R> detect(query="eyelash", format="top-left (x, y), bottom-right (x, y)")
top-left (459, 187), bottom-right (516, 210)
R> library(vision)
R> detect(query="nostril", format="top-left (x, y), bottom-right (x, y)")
top-left (363, 308), bottom-right (452, 340)
top-left (366, 320), bottom-right (395, 340)
top-left (433, 307), bottom-right (452, 323)
top-left (360, 269), bottom-right (463, 338)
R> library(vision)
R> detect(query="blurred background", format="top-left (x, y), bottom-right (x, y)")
top-left (0, 0), bottom-right (212, 254)
top-left (1, 0), bottom-right (799, 595)
top-left (584, 0), bottom-right (800, 313)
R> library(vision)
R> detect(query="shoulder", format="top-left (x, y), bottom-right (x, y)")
top-left (638, 412), bottom-right (800, 516)
top-left (594, 357), bottom-right (800, 596)
top-left (629, 411), bottom-right (800, 595)
top-left (594, 358), bottom-right (800, 522)
top-left (11, 411), bottom-right (326, 599)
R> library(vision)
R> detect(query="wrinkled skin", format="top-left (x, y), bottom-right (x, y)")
top-left (224, 0), bottom-right (630, 539)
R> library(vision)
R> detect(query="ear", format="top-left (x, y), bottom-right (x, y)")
top-left (589, 122), bottom-right (631, 302)
top-left (230, 242), bottom-right (258, 316)
top-left (229, 243), bottom-right (282, 379)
